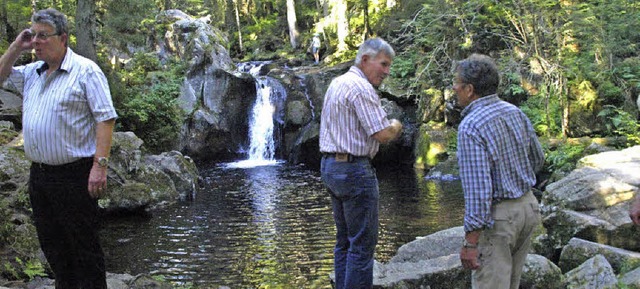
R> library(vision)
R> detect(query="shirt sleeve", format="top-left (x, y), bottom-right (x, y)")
top-left (351, 87), bottom-right (389, 137)
top-left (458, 128), bottom-right (494, 232)
top-left (82, 64), bottom-right (118, 122)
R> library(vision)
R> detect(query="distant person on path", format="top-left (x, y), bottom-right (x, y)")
top-left (0, 8), bottom-right (117, 289)
top-left (312, 33), bottom-right (321, 64)
top-left (319, 37), bottom-right (403, 289)
top-left (453, 54), bottom-right (544, 289)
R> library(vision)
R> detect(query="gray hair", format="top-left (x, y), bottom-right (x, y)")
top-left (456, 53), bottom-right (500, 97)
top-left (355, 38), bottom-right (395, 65)
top-left (32, 8), bottom-right (68, 45)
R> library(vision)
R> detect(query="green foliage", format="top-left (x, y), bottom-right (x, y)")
top-left (521, 92), bottom-right (563, 137)
top-left (597, 105), bottom-right (640, 147)
top-left (544, 142), bottom-right (586, 176)
top-left (101, 0), bottom-right (157, 50)
top-left (390, 52), bottom-right (417, 79)
top-left (239, 15), bottom-right (283, 60)
top-left (502, 72), bottom-right (526, 96)
top-left (111, 53), bottom-right (187, 153)
top-left (597, 81), bottom-right (624, 106)
top-left (614, 57), bottom-right (640, 94)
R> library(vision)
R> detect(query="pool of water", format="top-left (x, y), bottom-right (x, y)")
top-left (100, 162), bottom-right (464, 288)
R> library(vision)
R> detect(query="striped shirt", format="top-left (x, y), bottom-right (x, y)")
top-left (457, 94), bottom-right (545, 232)
top-left (7, 48), bottom-right (118, 165)
top-left (319, 66), bottom-right (390, 158)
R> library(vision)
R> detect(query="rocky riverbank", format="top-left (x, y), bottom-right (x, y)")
top-left (2, 142), bottom-right (639, 288)
top-left (367, 145), bottom-right (640, 288)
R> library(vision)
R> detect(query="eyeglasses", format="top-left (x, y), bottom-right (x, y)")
top-left (28, 30), bottom-right (61, 41)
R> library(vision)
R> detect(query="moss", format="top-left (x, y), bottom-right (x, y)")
top-left (414, 123), bottom-right (455, 170)
top-left (0, 129), bottom-right (19, 146)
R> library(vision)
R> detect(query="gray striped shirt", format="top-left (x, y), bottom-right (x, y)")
top-left (8, 48), bottom-right (118, 165)
top-left (319, 66), bottom-right (390, 158)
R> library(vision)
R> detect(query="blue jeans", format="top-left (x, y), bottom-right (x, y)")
top-left (321, 155), bottom-right (379, 289)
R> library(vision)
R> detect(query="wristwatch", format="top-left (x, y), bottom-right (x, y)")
top-left (463, 239), bottom-right (477, 249)
top-left (95, 156), bottom-right (109, 168)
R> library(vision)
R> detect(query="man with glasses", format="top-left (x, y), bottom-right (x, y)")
top-left (452, 54), bottom-right (544, 289)
top-left (0, 8), bottom-right (117, 289)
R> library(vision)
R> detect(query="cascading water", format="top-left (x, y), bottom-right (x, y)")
top-left (226, 62), bottom-right (287, 168)
top-left (248, 77), bottom-right (276, 161)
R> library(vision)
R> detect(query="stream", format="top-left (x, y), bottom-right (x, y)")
top-left (100, 162), bottom-right (464, 288)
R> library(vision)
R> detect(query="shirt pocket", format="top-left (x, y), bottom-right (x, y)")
top-left (57, 85), bottom-right (88, 113)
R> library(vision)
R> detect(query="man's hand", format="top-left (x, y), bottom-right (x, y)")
top-left (88, 164), bottom-right (108, 199)
top-left (372, 119), bottom-right (403, 144)
top-left (15, 29), bottom-right (35, 51)
top-left (630, 197), bottom-right (640, 226)
top-left (0, 29), bottom-right (35, 83)
top-left (460, 246), bottom-right (480, 270)
top-left (460, 230), bottom-right (481, 270)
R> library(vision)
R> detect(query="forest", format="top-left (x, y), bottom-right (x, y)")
top-left (1, 0), bottom-right (640, 282)
top-left (1, 0), bottom-right (639, 154)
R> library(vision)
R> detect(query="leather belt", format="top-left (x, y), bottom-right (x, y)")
top-left (31, 157), bottom-right (93, 172)
top-left (322, 152), bottom-right (368, 162)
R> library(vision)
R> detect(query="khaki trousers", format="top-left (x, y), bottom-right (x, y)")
top-left (472, 191), bottom-right (541, 289)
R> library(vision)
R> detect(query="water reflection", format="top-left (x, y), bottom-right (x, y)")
top-left (101, 164), bottom-right (463, 288)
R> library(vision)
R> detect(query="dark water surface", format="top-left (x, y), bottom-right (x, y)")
top-left (100, 163), bottom-right (464, 288)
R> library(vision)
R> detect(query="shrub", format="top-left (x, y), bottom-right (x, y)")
top-left (111, 53), bottom-right (187, 153)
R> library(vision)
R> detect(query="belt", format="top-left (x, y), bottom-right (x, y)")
top-left (31, 157), bottom-right (93, 172)
top-left (322, 152), bottom-right (369, 162)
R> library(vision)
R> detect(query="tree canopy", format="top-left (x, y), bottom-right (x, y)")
top-left (1, 0), bottom-right (639, 145)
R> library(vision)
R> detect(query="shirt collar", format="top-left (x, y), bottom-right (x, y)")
top-left (348, 65), bottom-right (367, 80)
top-left (36, 48), bottom-right (73, 75)
top-left (460, 94), bottom-right (499, 119)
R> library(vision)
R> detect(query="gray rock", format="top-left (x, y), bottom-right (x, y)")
top-left (99, 132), bottom-right (199, 212)
top-left (558, 238), bottom-right (640, 274)
top-left (375, 254), bottom-right (468, 289)
top-left (541, 145), bottom-right (640, 251)
top-left (286, 100), bottom-right (312, 125)
top-left (512, 254), bottom-right (567, 289)
top-left (389, 227), bottom-right (464, 264)
top-left (564, 254), bottom-right (618, 289)
top-left (619, 266), bottom-right (640, 288)
top-left (520, 254), bottom-right (564, 289)
top-left (144, 150), bottom-right (199, 200)
top-left (376, 227), bottom-right (563, 289)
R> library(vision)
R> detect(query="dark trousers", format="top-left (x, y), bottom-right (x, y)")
top-left (321, 155), bottom-right (378, 289)
top-left (28, 158), bottom-right (106, 289)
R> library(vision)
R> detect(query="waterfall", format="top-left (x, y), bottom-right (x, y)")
top-left (225, 62), bottom-right (286, 169)
top-left (248, 77), bottom-right (276, 161)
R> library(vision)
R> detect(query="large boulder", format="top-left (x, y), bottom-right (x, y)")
top-left (372, 226), bottom-right (563, 288)
top-left (150, 10), bottom-right (256, 160)
top-left (100, 132), bottom-right (199, 212)
top-left (541, 145), bottom-right (640, 251)
top-left (558, 238), bottom-right (640, 274)
top-left (564, 255), bottom-right (618, 289)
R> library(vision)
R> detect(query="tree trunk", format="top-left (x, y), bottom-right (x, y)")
top-left (1, 0), bottom-right (15, 41)
top-left (75, 0), bottom-right (98, 62)
top-left (335, 0), bottom-right (348, 52)
top-left (235, 0), bottom-right (243, 52)
top-left (286, 0), bottom-right (300, 49)
top-left (362, 0), bottom-right (371, 40)
top-left (321, 0), bottom-right (329, 17)
top-left (562, 86), bottom-right (570, 137)
top-left (226, 0), bottom-right (243, 53)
